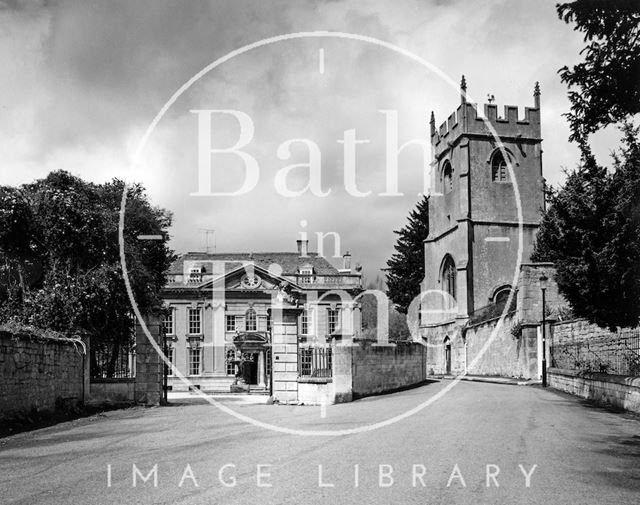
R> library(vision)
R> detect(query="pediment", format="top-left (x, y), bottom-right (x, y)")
top-left (199, 264), bottom-right (294, 292)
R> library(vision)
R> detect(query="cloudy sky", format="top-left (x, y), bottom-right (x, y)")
top-left (0, 0), bottom-right (621, 281)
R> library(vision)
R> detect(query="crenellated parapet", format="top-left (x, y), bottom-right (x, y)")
top-left (431, 80), bottom-right (541, 159)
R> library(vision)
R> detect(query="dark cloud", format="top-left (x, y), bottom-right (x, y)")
top-left (1, 0), bottom-right (602, 280)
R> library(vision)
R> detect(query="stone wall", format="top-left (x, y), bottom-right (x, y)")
top-left (0, 331), bottom-right (87, 422)
top-left (422, 263), bottom-right (564, 379)
top-left (89, 379), bottom-right (135, 405)
top-left (548, 368), bottom-right (640, 414)
top-left (350, 341), bottom-right (426, 398)
top-left (517, 263), bottom-right (563, 325)
top-left (464, 312), bottom-right (539, 378)
top-left (330, 340), bottom-right (427, 403)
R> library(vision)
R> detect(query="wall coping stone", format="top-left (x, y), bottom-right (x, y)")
top-left (297, 377), bottom-right (332, 384)
top-left (90, 378), bottom-right (136, 384)
top-left (548, 367), bottom-right (640, 388)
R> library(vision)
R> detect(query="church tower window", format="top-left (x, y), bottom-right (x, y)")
top-left (491, 149), bottom-right (509, 182)
top-left (442, 161), bottom-right (453, 194)
top-left (441, 255), bottom-right (457, 302)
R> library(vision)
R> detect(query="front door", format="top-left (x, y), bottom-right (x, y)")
top-left (242, 353), bottom-right (259, 385)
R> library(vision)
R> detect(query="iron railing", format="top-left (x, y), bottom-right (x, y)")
top-left (550, 327), bottom-right (640, 376)
top-left (298, 347), bottom-right (332, 378)
top-left (91, 347), bottom-right (136, 379)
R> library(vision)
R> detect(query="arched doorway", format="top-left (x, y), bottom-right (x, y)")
top-left (444, 336), bottom-right (452, 375)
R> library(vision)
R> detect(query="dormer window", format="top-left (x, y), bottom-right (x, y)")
top-left (299, 267), bottom-right (314, 284)
top-left (188, 266), bottom-right (204, 283)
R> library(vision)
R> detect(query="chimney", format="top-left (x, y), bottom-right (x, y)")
top-left (296, 239), bottom-right (308, 257)
top-left (342, 251), bottom-right (352, 271)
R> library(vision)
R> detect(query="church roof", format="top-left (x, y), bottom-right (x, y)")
top-left (168, 251), bottom-right (342, 276)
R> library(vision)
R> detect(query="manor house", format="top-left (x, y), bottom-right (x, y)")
top-left (161, 240), bottom-right (362, 396)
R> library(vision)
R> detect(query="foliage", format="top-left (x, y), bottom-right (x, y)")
top-left (385, 196), bottom-right (429, 314)
top-left (532, 124), bottom-right (640, 330)
top-left (510, 320), bottom-right (523, 339)
top-left (360, 279), bottom-right (411, 341)
top-left (0, 171), bottom-right (175, 374)
top-left (557, 0), bottom-right (640, 143)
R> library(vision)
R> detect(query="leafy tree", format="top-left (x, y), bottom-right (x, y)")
top-left (532, 124), bottom-right (640, 329)
top-left (0, 186), bottom-right (34, 292)
top-left (557, 0), bottom-right (640, 143)
top-left (0, 171), bottom-right (175, 376)
top-left (385, 196), bottom-right (429, 314)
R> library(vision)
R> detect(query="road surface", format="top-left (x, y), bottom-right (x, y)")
top-left (1, 381), bottom-right (638, 504)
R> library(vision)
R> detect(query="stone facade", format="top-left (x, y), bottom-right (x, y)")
top-left (0, 331), bottom-right (87, 422)
top-left (424, 263), bottom-right (562, 379)
top-left (161, 241), bottom-right (362, 396)
top-left (422, 80), bottom-right (544, 323)
top-left (421, 79), bottom-right (555, 379)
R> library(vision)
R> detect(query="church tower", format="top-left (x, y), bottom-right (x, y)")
top-left (422, 78), bottom-right (544, 328)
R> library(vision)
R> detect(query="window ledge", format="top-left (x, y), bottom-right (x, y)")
top-left (297, 377), bottom-right (333, 384)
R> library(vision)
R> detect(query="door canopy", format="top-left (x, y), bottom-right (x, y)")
top-left (233, 332), bottom-right (269, 352)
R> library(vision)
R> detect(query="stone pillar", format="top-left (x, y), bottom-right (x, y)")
top-left (271, 308), bottom-right (299, 404)
top-left (211, 304), bottom-right (227, 375)
top-left (135, 314), bottom-right (163, 406)
top-left (201, 305), bottom-right (214, 375)
top-left (331, 339), bottom-right (353, 403)
top-left (257, 351), bottom-right (265, 388)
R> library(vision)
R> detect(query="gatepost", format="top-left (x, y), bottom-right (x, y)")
top-left (135, 313), bottom-right (164, 405)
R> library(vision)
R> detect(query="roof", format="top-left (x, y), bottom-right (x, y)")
top-left (168, 251), bottom-right (342, 276)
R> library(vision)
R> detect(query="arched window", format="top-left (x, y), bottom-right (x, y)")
top-left (493, 285), bottom-right (512, 304)
top-left (441, 255), bottom-right (456, 301)
top-left (442, 161), bottom-right (453, 194)
top-left (491, 150), bottom-right (509, 182)
top-left (245, 308), bottom-right (257, 332)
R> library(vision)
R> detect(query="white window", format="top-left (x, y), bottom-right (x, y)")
top-left (245, 308), bottom-right (257, 332)
top-left (188, 267), bottom-right (203, 283)
top-left (226, 315), bottom-right (237, 332)
top-left (188, 308), bottom-right (201, 335)
top-left (300, 310), bottom-right (312, 335)
top-left (328, 308), bottom-right (340, 334)
top-left (299, 268), bottom-right (313, 284)
top-left (188, 346), bottom-right (201, 375)
top-left (162, 308), bottom-right (174, 335)
top-left (225, 347), bottom-right (236, 376)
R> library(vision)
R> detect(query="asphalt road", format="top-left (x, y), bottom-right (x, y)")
top-left (1, 381), bottom-right (638, 505)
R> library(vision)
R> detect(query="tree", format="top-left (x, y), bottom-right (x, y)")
top-left (385, 196), bottom-right (429, 314)
top-left (0, 171), bottom-right (175, 375)
top-left (532, 124), bottom-right (640, 329)
top-left (557, 0), bottom-right (640, 143)
top-left (0, 186), bottom-right (34, 292)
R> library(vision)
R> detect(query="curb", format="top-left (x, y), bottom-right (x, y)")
top-left (437, 375), bottom-right (541, 387)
